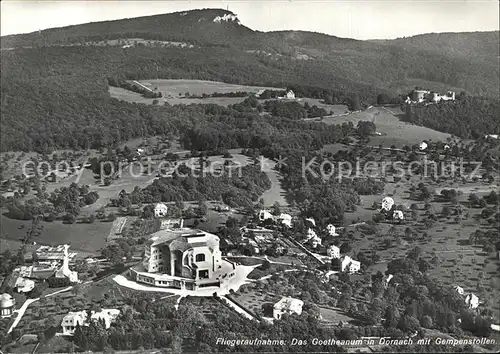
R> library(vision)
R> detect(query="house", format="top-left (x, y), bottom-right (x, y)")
top-left (392, 210), bottom-right (404, 223)
top-left (0, 293), bottom-right (15, 318)
top-left (285, 90), bottom-right (295, 99)
top-left (381, 197), bottom-right (394, 212)
top-left (465, 293), bottom-right (479, 309)
top-left (326, 245), bottom-right (340, 259)
top-left (54, 244), bottom-right (79, 283)
top-left (61, 311), bottom-right (88, 335)
top-left (419, 142), bottom-right (428, 151)
top-left (61, 309), bottom-right (121, 335)
top-left (258, 210), bottom-right (274, 222)
top-left (273, 297), bottom-right (303, 320)
top-left (277, 213), bottom-right (292, 228)
top-left (326, 224), bottom-right (339, 237)
top-left (154, 203), bottom-right (169, 218)
top-left (384, 274), bottom-right (394, 289)
top-left (130, 227), bottom-right (238, 290)
top-left (341, 255), bottom-right (361, 273)
top-left (90, 309), bottom-right (121, 328)
top-left (454, 285), bottom-right (465, 296)
top-left (15, 277), bottom-right (35, 293)
top-left (305, 228), bottom-right (321, 248)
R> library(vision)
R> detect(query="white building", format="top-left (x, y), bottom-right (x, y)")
top-left (285, 90), bottom-right (295, 99)
top-left (91, 309), bottom-right (121, 328)
top-left (15, 277), bottom-right (35, 293)
top-left (61, 311), bottom-right (88, 335)
top-left (465, 293), bottom-right (479, 309)
top-left (326, 245), bottom-right (340, 259)
top-left (258, 210), bottom-right (274, 222)
top-left (278, 213), bottom-right (292, 228)
top-left (455, 285), bottom-right (465, 296)
top-left (54, 244), bottom-right (79, 283)
top-left (154, 203), bottom-right (169, 218)
top-left (273, 297), bottom-right (303, 320)
top-left (61, 309), bottom-right (121, 335)
top-left (130, 227), bottom-right (237, 290)
top-left (0, 293), bottom-right (15, 318)
top-left (392, 210), bottom-right (404, 223)
top-left (326, 224), bottom-right (339, 237)
top-left (419, 142), bottom-right (428, 151)
top-left (341, 255), bottom-right (361, 273)
top-left (381, 197), bottom-right (394, 212)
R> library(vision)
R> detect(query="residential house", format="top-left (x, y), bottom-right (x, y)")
top-left (326, 245), bottom-right (341, 259)
top-left (273, 297), bottom-right (303, 320)
top-left (61, 309), bottom-right (121, 335)
top-left (465, 293), bottom-right (479, 309)
top-left (15, 277), bottom-right (35, 293)
top-left (154, 203), bottom-right (169, 218)
top-left (341, 255), bottom-right (361, 273)
top-left (61, 311), bottom-right (88, 335)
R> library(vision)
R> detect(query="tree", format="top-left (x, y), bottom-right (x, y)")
top-left (377, 93), bottom-right (391, 105)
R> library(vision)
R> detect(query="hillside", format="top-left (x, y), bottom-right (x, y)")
top-left (1, 8), bottom-right (499, 152)
top-left (378, 31), bottom-right (499, 65)
top-left (2, 9), bottom-right (498, 96)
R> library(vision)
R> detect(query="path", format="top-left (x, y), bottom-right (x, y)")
top-left (260, 158), bottom-right (288, 207)
top-left (220, 296), bottom-right (258, 322)
top-left (7, 286), bottom-right (73, 334)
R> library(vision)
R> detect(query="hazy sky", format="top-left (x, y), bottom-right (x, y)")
top-left (1, 0), bottom-right (499, 39)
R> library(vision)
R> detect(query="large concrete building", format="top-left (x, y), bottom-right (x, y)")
top-left (130, 228), bottom-right (237, 290)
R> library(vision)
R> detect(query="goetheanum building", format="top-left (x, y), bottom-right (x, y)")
top-left (130, 228), bottom-right (237, 290)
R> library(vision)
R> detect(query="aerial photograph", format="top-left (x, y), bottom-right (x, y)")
top-left (0, 0), bottom-right (498, 353)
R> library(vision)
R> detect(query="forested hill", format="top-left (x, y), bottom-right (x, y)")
top-left (0, 9), bottom-right (253, 48)
top-left (377, 31), bottom-right (499, 65)
top-left (1, 8), bottom-right (499, 152)
top-left (1, 9), bottom-right (498, 96)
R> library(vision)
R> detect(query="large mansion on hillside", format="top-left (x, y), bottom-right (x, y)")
top-left (130, 227), bottom-right (237, 290)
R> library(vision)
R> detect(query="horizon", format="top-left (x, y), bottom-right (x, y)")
top-left (1, 0), bottom-right (499, 40)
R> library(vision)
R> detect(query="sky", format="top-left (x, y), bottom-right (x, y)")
top-left (1, 0), bottom-right (499, 40)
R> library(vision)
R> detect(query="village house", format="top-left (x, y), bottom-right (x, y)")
top-left (15, 277), bottom-right (35, 293)
top-left (326, 245), bottom-right (341, 259)
top-left (61, 309), bottom-right (120, 335)
top-left (273, 297), bottom-right (304, 320)
top-left (154, 203), bottom-right (169, 218)
top-left (465, 293), bottom-right (479, 309)
top-left (341, 255), bottom-right (361, 273)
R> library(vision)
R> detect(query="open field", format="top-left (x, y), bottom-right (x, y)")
top-left (337, 165), bottom-right (500, 320)
top-left (321, 106), bottom-right (451, 147)
top-left (0, 213), bottom-right (111, 253)
top-left (109, 79), bottom-right (284, 106)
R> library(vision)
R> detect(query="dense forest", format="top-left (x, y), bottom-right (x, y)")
top-left (404, 97), bottom-right (500, 139)
top-left (130, 164), bottom-right (271, 207)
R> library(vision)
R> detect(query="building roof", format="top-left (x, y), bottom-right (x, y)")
top-left (62, 311), bottom-right (88, 326)
top-left (274, 297), bottom-right (304, 311)
top-left (148, 228), bottom-right (219, 250)
top-left (0, 293), bottom-right (15, 309)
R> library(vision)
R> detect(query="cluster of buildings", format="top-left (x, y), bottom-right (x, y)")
top-left (302, 218), bottom-right (361, 274)
top-left (13, 244), bottom-right (80, 291)
top-left (61, 309), bottom-right (121, 336)
top-left (405, 88), bottom-right (456, 104)
top-left (258, 210), bottom-right (292, 228)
